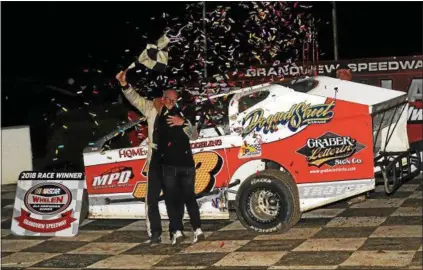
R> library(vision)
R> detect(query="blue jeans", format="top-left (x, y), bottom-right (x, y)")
top-left (162, 165), bottom-right (201, 232)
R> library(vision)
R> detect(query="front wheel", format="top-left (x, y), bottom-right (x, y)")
top-left (235, 169), bottom-right (301, 233)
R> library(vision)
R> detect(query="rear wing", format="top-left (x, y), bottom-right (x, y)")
top-left (372, 95), bottom-right (408, 154)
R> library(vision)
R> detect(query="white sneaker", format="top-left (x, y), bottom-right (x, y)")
top-left (171, 230), bottom-right (183, 246)
top-left (193, 228), bottom-right (205, 243)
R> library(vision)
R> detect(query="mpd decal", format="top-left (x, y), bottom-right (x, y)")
top-left (92, 166), bottom-right (135, 189)
top-left (242, 101), bottom-right (335, 134)
top-left (297, 132), bottom-right (365, 167)
top-left (24, 183), bottom-right (72, 216)
top-left (238, 143), bottom-right (262, 159)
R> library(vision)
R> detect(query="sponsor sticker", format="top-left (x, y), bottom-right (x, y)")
top-left (191, 139), bottom-right (222, 149)
top-left (92, 166), bottom-right (135, 189)
top-left (119, 148), bottom-right (148, 158)
top-left (238, 143), bottom-right (262, 159)
top-left (242, 101), bottom-right (335, 134)
top-left (297, 132), bottom-right (365, 168)
top-left (24, 183), bottom-right (72, 215)
top-left (12, 174), bottom-right (83, 236)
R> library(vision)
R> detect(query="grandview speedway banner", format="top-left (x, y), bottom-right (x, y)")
top-left (230, 55), bottom-right (422, 149)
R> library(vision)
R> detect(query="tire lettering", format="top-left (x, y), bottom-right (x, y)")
top-left (251, 178), bottom-right (272, 185)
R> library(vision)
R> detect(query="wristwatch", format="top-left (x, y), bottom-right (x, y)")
top-left (121, 84), bottom-right (130, 90)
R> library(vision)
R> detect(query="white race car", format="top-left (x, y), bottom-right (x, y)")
top-left (82, 76), bottom-right (421, 233)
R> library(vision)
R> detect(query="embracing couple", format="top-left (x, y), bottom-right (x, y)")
top-left (116, 70), bottom-right (204, 246)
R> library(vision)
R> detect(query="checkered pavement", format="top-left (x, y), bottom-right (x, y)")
top-left (1, 174), bottom-right (422, 270)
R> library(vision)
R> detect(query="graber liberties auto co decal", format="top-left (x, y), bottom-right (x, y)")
top-left (242, 101), bottom-right (336, 134)
top-left (296, 132), bottom-right (366, 167)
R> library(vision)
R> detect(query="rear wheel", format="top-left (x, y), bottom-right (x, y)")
top-left (235, 169), bottom-right (301, 233)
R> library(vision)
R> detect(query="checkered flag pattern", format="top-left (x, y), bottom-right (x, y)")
top-left (1, 174), bottom-right (422, 269)
top-left (11, 179), bottom-right (85, 237)
top-left (136, 35), bottom-right (170, 73)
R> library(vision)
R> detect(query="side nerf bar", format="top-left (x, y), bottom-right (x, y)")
top-left (105, 179), bottom-right (242, 205)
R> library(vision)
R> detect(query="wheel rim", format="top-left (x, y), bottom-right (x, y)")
top-left (247, 187), bottom-right (281, 224)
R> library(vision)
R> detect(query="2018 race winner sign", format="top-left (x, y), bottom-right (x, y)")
top-left (11, 171), bottom-right (85, 237)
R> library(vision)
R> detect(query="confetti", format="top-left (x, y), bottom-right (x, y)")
top-left (39, 1), bottom-right (321, 166)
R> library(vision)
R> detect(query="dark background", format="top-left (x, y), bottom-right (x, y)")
top-left (1, 1), bottom-right (422, 170)
top-left (2, 1), bottom-right (421, 82)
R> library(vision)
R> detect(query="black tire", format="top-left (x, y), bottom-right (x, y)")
top-left (235, 169), bottom-right (301, 233)
top-left (79, 189), bottom-right (89, 225)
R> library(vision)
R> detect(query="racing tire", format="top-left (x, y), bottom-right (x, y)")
top-left (79, 189), bottom-right (89, 225)
top-left (235, 169), bottom-right (301, 233)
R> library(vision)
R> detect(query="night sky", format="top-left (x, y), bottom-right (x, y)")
top-left (1, 1), bottom-right (422, 125)
top-left (2, 2), bottom-right (422, 77)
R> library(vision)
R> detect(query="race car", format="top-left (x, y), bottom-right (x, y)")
top-left (82, 76), bottom-right (421, 233)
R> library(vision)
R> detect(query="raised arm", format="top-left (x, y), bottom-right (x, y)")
top-left (116, 70), bottom-right (154, 116)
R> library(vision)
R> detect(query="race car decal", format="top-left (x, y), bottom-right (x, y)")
top-left (92, 166), bottom-right (135, 189)
top-left (242, 100), bottom-right (336, 134)
top-left (119, 148), bottom-right (148, 158)
top-left (191, 139), bottom-right (223, 149)
top-left (134, 151), bottom-right (225, 200)
top-left (238, 142), bottom-right (262, 159)
top-left (296, 132), bottom-right (366, 168)
top-left (85, 160), bottom-right (145, 194)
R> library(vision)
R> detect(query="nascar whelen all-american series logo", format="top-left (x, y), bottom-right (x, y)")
top-left (242, 101), bottom-right (336, 135)
top-left (15, 183), bottom-right (76, 233)
top-left (296, 132), bottom-right (365, 167)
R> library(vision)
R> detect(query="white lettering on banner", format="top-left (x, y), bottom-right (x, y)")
top-left (93, 170), bottom-right (132, 187)
top-left (408, 107), bottom-right (423, 122)
top-left (243, 60), bottom-right (423, 78)
top-left (119, 148), bottom-right (147, 158)
top-left (46, 220), bottom-right (66, 229)
top-left (37, 173), bottom-right (55, 178)
top-left (24, 219), bottom-right (45, 229)
top-left (407, 78), bottom-right (423, 102)
top-left (56, 173), bottom-right (83, 179)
